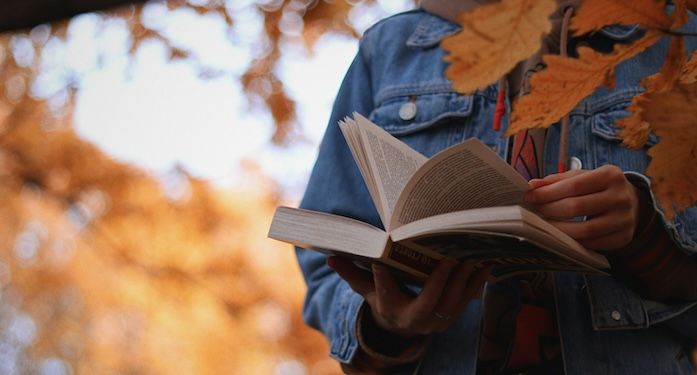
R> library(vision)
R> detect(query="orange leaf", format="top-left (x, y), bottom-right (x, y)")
top-left (617, 95), bottom-right (652, 148)
top-left (687, 0), bottom-right (697, 12)
top-left (643, 36), bottom-right (686, 93)
top-left (509, 31), bottom-right (662, 135)
top-left (443, 0), bottom-right (557, 94)
top-left (681, 51), bottom-right (697, 84)
top-left (571, 0), bottom-right (671, 35)
top-left (618, 36), bottom-right (686, 148)
top-left (640, 81), bottom-right (697, 219)
top-left (671, 0), bottom-right (689, 29)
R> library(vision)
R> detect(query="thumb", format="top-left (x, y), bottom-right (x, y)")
top-left (328, 257), bottom-right (375, 297)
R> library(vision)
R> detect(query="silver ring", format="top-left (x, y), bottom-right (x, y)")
top-left (434, 311), bottom-right (451, 321)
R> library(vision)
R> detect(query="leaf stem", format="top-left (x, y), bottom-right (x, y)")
top-left (660, 29), bottom-right (697, 37)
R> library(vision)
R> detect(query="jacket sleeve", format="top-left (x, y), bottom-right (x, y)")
top-left (294, 40), bottom-right (381, 364)
top-left (607, 172), bottom-right (697, 303)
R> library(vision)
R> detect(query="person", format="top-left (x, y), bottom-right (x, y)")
top-left (296, 1), bottom-right (697, 373)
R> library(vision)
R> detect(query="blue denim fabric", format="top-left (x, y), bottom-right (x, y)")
top-left (297, 9), bottom-right (697, 374)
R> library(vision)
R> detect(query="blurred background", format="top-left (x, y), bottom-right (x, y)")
top-left (0, 0), bottom-right (413, 373)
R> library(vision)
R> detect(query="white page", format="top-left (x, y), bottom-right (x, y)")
top-left (353, 113), bottom-right (427, 229)
top-left (390, 138), bottom-right (530, 229)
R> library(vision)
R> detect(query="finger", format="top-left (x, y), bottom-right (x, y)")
top-left (525, 168), bottom-right (616, 204)
top-left (528, 169), bottom-right (585, 188)
top-left (410, 258), bottom-right (457, 319)
top-left (372, 263), bottom-right (410, 310)
top-left (328, 257), bottom-right (375, 297)
top-left (579, 230), bottom-right (635, 251)
top-left (434, 266), bottom-right (492, 331)
top-left (547, 212), bottom-right (632, 242)
top-left (459, 266), bottom-right (491, 307)
top-left (430, 261), bottom-right (476, 318)
top-left (533, 188), bottom-right (627, 219)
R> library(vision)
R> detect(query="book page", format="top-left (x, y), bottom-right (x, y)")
top-left (339, 118), bottom-right (386, 224)
top-left (390, 138), bottom-right (530, 229)
top-left (353, 113), bottom-right (427, 229)
top-left (268, 206), bottom-right (389, 258)
top-left (390, 205), bottom-right (609, 270)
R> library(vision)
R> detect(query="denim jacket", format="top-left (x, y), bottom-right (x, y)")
top-left (297, 9), bottom-right (697, 374)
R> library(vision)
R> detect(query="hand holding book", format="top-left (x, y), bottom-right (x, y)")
top-left (524, 165), bottom-right (644, 251)
top-left (328, 256), bottom-right (491, 338)
top-left (268, 113), bottom-right (610, 282)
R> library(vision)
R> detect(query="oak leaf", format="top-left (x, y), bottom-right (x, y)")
top-left (681, 50), bottom-right (697, 84)
top-left (616, 95), bottom-right (652, 149)
top-left (688, 0), bottom-right (697, 12)
top-left (509, 31), bottom-right (662, 135)
top-left (639, 81), bottom-right (697, 219)
top-left (671, 0), bottom-right (689, 29)
top-left (644, 36), bottom-right (687, 93)
top-left (618, 36), bottom-right (686, 148)
top-left (443, 0), bottom-right (557, 94)
top-left (571, 0), bottom-right (671, 35)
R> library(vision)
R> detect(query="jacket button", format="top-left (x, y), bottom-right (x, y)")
top-left (399, 102), bottom-right (417, 121)
top-left (569, 156), bottom-right (582, 170)
top-left (611, 310), bottom-right (621, 321)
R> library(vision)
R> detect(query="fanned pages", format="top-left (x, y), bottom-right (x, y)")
top-left (390, 138), bottom-right (530, 229)
top-left (340, 113), bottom-right (427, 227)
top-left (269, 113), bottom-right (610, 282)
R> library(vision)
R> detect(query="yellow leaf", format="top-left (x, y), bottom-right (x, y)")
top-left (680, 51), bottom-right (697, 84)
top-left (618, 36), bottom-right (685, 148)
top-left (443, 0), bottom-right (557, 94)
top-left (640, 81), bottom-right (697, 219)
top-left (571, 0), bottom-right (671, 35)
top-left (509, 31), bottom-right (662, 135)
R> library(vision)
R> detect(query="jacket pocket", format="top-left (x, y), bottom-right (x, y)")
top-left (369, 91), bottom-right (474, 136)
top-left (599, 25), bottom-right (641, 41)
top-left (368, 88), bottom-right (485, 157)
top-left (588, 89), bottom-right (656, 170)
top-left (590, 90), bottom-right (659, 148)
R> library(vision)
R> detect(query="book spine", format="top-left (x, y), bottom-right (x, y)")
top-left (384, 242), bottom-right (439, 278)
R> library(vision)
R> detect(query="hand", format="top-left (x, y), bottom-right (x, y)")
top-left (523, 165), bottom-right (646, 251)
top-left (328, 257), bottom-right (491, 338)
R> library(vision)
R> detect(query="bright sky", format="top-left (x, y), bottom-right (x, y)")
top-left (61, 1), bottom-right (413, 198)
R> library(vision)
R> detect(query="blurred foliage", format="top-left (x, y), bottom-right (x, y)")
top-left (0, 0), bottom-right (415, 373)
top-left (0, 98), bottom-right (335, 373)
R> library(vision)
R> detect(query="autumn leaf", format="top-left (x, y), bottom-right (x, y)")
top-left (688, 0), bottom-right (697, 12)
top-left (618, 36), bottom-right (686, 148)
top-left (671, 0), bottom-right (689, 29)
top-left (645, 37), bottom-right (687, 93)
top-left (571, 0), bottom-right (671, 35)
top-left (681, 51), bottom-right (697, 83)
top-left (442, 0), bottom-right (557, 94)
top-left (509, 31), bottom-right (662, 135)
top-left (617, 96), bottom-right (652, 149)
top-left (640, 81), bottom-right (697, 219)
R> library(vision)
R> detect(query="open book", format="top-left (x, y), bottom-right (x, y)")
top-left (269, 113), bottom-right (609, 281)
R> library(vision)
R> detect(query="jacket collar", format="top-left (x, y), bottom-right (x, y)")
top-left (406, 12), bottom-right (460, 48)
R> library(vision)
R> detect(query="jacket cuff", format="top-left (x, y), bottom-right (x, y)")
top-left (327, 283), bottom-right (365, 364)
top-left (346, 303), bottom-right (427, 371)
top-left (623, 172), bottom-right (697, 254)
top-left (606, 173), bottom-right (697, 302)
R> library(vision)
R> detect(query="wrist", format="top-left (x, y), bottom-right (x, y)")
top-left (614, 178), bottom-right (656, 258)
top-left (352, 303), bottom-right (427, 370)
